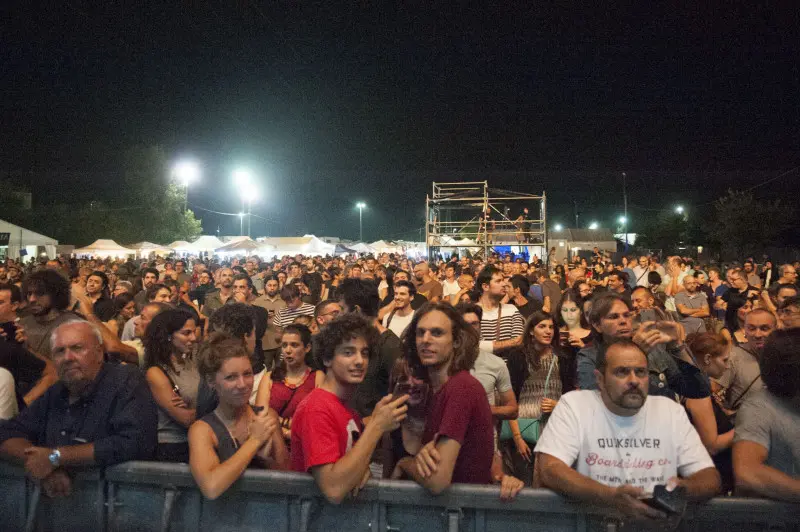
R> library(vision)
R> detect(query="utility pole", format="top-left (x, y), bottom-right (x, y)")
top-left (622, 171), bottom-right (628, 247)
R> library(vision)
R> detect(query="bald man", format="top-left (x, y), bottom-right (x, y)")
top-left (0, 320), bottom-right (157, 497)
top-left (412, 262), bottom-right (443, 303)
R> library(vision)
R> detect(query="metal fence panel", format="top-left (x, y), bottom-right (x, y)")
top-left (3, 461), bottom-right (800, 532)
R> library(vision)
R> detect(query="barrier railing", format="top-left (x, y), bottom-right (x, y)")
top-left (2, 461), bottom-right (799, 532)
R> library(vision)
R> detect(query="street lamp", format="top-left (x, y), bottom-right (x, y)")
top-left (233, 168), bottom-right (258, 237)
top-left (618, 216), bottom-right (628, 247)
top-left (356, 202), bottom-right (366, 241)
top-left (675, 205), bottom-right (684, 214)
top-left (588, 222), bottom-right (599, 230)
top-left (173, 160), bottom-right (200, 211)
top-left (554, 224), bottom-right (563, 231)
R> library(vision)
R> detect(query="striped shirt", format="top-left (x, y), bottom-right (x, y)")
top-left (272, 303), bottom-right (315, 328)
top-left (479, 304), bottom-right (525, 342)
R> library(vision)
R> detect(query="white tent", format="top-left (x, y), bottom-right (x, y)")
top-left (214, 238), bottom-right (268, 255)
top-left (0, 219), bottom-right (58, 261)
top-left (129, 241), bottom-right (173, 257)
top-left (167, 240), bottom-right (193, 253)
top-left (255, 235), bottom-right (335, 257)
top-left (73, 239), bottom-right (135, 258)
top-left (350, 242), bottom-right (374, 254)
top-left (369, 240), bottom-right (402, 254)
top-left (186, 235), bottom-right (226, 253)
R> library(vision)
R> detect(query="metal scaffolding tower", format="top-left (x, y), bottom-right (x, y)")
top-left (425, 181), bottom-right (547, 260)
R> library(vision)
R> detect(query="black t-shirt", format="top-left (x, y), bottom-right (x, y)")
top-left (722, 285), bottom-right (759, 328)
top-left (515, 298), bottom-right (543, 318)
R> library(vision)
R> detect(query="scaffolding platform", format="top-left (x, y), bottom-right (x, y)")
top-left (425, 181), bottom-right (547, 260)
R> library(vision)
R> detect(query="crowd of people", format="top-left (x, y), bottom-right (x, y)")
top-left (0, 249), bottom-right (798, 525)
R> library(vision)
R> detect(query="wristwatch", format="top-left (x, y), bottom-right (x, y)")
top-left (48, 448), bottom-right (61, 467)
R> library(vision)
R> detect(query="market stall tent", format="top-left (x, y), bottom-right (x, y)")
top-left (0, 219), bottom-right (58, 261)
top-left (186, 235), bottom-right (226, 253)
top-left (129, 241), bottom-right (174, 257)
top-left (73, 239), bottom-right (135, 258)
top-left (256, 235), bottom-right (335, 257)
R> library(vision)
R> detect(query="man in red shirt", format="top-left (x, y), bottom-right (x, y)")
top-left (394, 302), bottom-right (523, 500)
top-left (291, 313), bottom-right (408, 504)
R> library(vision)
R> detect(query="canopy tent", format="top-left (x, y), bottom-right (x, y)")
top-left (350, 242), bottom-right (375, 254)
top-left (334, 243), bottom-right (357, 255)
top-left (255, 235), bottom-right (335, 257)
top-left (186, 235), bottom-right (226, 253)
top-left (73, 239), bottom-right (135, 258)
top-left (0, 219), bottom-right (58, 261)
top-left (214, 238), bottom-right (266, 255)
top-left (129, 241), bottom-right (174, 257)
top-left (369, 240), bottom-right (402, 254)
top-left (167, 240), bottom-right (193, 252)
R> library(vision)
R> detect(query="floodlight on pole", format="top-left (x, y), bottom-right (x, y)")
top-left (618, 216), bottom-right (627, 225)
top-left (238, 212), bottom-right (245, 236)
top-left (675, 205), bottom-right (684, 214)
top-left (588, 222), bottom-right (599, 230)
top-left (356, 202), bottom-right (366, 241)
top-left (173, 160), bottom-right (200, 211)
top-left (554, 224), bottom-right (563, 231)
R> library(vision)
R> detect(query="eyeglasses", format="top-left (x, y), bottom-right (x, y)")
top-left (319, 309), bottom-right (342, 318)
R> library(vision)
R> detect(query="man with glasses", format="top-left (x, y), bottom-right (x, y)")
top-left (314, 300), bottom-right (342, 330)
top-left (777, 296), bottom-right (800, 329)
top-left (577, 293), bottom-right (708, 400)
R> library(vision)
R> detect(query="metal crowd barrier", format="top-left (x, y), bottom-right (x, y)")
top-left (2, 461), bottom-right (800, 532)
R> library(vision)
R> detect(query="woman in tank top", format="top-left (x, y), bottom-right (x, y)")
top-left (144, 309), bottom-right (200, 462)
top-left (254, 324), bottom-right (323, 445)
top-left (189, 334), bottom-right (289, 500)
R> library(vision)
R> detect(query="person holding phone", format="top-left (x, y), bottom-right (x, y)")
top-left (536, 340), bottom-right (720, 523)
top-left (291, 313), bottom-right (408, 504)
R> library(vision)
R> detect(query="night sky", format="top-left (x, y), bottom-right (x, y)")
top-left (3, 4), bottom-right (798, 242)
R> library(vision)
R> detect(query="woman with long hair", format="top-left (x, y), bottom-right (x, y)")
top-left (501, 311), bottom-right (565, 485)
top-left (553, 291), bottom-right (591, 393)
top-left (143, 308), bottom-right (200, 462)
top-left (189, 334), bottom-right (289, 499)
top-left (721, 298), bottom-right (754, 346)
top-left (553, 264), bottom-right (567, 291)
top-left (105, 292), bottom-right (136, 338)
top-left (254, 324), bottom-right (322, 445)
top-left (684, 332), bottom-right (734, 492)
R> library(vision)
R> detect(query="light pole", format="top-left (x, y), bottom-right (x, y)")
top-left (356, 202), bottom-right (366, 241)
top-left (619, 216), bottom-right (628, 248)
top-left (238, 212), bottom-right (245, 236)
top-left (233, 168), bottom-right (259, 237)
top-left (173, 160), bottom-right (200, 212)
top-left (588, 221), bottom-right (599, 230)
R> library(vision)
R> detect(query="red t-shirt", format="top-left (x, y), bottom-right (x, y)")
top-left (422, 370), bottom-right (493, 484)
top-left (291, 388), bottom-right (363, 473)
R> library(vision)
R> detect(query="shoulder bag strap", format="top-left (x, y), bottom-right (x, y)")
top-left (730, 374), bottom-right (761, 410)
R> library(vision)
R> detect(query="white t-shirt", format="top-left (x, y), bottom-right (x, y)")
top-left (442, 279), bottom-right (461, 298)
top-left (535, 390), bottom-right (713, 494)
top-left (383, 310), bottom-right (415, 340)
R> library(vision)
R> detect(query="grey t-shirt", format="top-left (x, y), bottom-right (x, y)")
top-left (470, 350), bottom-right (512, 406)
top-left (673, 291), bottom-right (708, 334)
top-left (717, 345), bottom-right (763, 414)
top-left (734, 390), bottom-right (800, 477)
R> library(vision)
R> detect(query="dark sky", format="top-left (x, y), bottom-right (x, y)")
top-left (3, 3), bottom-right (799, 241)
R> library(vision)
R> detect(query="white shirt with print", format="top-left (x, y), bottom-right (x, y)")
top-left (535, 390), bottom-right (713, 495)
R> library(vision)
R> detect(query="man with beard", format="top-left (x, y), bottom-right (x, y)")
top-left (85, 271), bottom-right (116, 322)
top-left (412, 262), bottom-right (443, 303)
top-left (717, 309), bottom-right (776, 415)
top-left (19, 270), bottom-right (79, 359)
top-left (134, 268), bottom-right (160, 312)
top-left (189, 270), bottom-right (215, 307)
top-left (230, 274), bottom-right (268, 370)
top-left (0, 320), bottom-right (157, 498)
top-left (254, 276), bottom-right (287, 371)
top-left (381, 280), bottom-right (416, 339)
top-left (536, 340), bottom-right (720, 522)
top-left (674, 275), bottom-right (710, 334)
top-left (201, 267), bottom-right (234, 320)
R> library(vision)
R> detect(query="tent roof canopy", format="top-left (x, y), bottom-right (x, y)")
top-left (0, 219), bottom-right (58, 246)
top-left (73, 239), bottom-right (134, 254)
